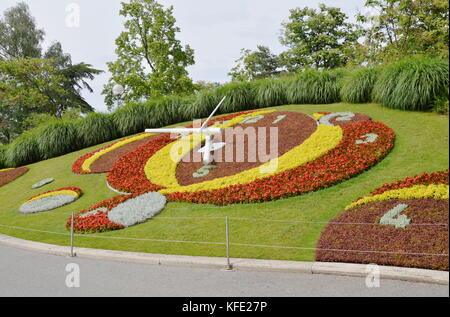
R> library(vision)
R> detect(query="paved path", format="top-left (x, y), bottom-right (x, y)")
top-left (0, 244), bottom-right (447, 297)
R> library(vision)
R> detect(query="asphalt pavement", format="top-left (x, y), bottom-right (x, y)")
top-left (0, 244), bottom-right (447, 297)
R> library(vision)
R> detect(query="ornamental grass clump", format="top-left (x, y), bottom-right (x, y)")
top-left (76, 112), bottom-right (119, 147)
top-left (0, 146), bottom-right (6, 169)
top-left (112, 101), bottom-right (154, 136)
top-left (254, 78), bottom-right (289, 108)
top-left (187, 89), bottom-right (222, 119)
top-left (340, 67), bottom-right (379, 103)
top-left (5, 130), bottom-right (42, 167)
top-left (286, 69), bottom-right (342, 104)
top-left (37, 120), bottom-right (81, 159)
top-left (214, 81), bottom-right (257, 114)
top-left (372, 55), bottom-right (449, 111)
top-left (149, 95), bottom-right (195, 127)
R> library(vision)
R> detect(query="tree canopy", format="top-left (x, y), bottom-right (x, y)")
top-left (279, 4), bottom-right (361, 70)
top-left (228, 46), bottom-right (280, 81)
top-left (103, 0), bottom-right (195, 110)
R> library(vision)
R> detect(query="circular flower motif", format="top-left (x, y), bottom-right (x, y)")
top-left (106, 111), bottom-right (395, 205)
top-left (20, 187), bottom-right (82, 214)
top-left (67, 191), bottom-right (166, 233)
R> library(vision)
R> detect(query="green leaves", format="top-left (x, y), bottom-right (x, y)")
top-left (372, 55), bottom-right (449, 111)
top-left (279, 4), bottom-right (360, 70)
top-left (341, 67), bottom-right (379, 103)
top-left (286, 69), bottom-right (344, 104)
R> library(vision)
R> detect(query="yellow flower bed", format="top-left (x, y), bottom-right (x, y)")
top-left (22, 189), bottom-right (81, 206)
top-left (312, 113), bottom-right (326, 120)
top-left (0, 168), bottom-right (14, 172)
top-left (345, 184), bottom-right (449, 210)
top-left (144, 116), bottom-right (342, 194)
top-left (81, 133), bottom-right (156, 173)
top-left (144, 110), bottom-right (276, 189)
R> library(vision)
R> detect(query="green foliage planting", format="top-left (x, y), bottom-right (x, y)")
top-left (254, 78), bottom-right (289, 108)
top-left (37, 121), bottom-right (81, 159)
top-left (0, 146), bottom-right (7, 169)
top-left (286, 69), bottom-right (343, 104)
top-left (214, 81), bottom-right (257, 114)
top-left (112, 102), bottom-right (154, 137)
top-left (340, 67), bottom-right (379, 103)
top-left (373, 56), bottom-right (449, 111)
top-left (5, 130), bottom-right (41, 167)
top-left (76, 112), bottom-right (119, 147)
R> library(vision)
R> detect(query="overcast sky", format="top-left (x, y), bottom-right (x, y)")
top-left (0, 0), bottom-right (367, 112)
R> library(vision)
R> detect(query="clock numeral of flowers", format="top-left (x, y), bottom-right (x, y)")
top-left (379, 203), bottom-right (411, 228)
top-left (242, 114), bottom-right (265, 124)
top-left (193, 165), bottom-right (217, 178)
top-left (356, 133), bottom-right (379, 144)
top-left (272, 115), bottom-right (287, 124)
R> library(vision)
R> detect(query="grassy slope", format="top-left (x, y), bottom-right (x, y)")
top-left (0, 103), bottom-right (448, 261)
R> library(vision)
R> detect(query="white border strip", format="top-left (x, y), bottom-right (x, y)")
top-left (0, 233), bottom-right (447, 285)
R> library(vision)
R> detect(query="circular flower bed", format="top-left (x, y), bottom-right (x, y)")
top-left (0, 167), bottom-right (29, 187)
top-left (20, 187), bottom-right (82, 214)
top-left (106, 110), bottom-right (394, 205)
top-left (66, 191), bottom-right (166, 233)
top-left (316, 170), bottom-right (449, 271)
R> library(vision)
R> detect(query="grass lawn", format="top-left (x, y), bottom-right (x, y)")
top-left (0, 102), bottom-right (448, 262)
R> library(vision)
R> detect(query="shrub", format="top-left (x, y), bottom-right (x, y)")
top-left (433, 96), bottom-right (449, 114)
top-left (214, 81), bottom-right (257, 114)
top-left (5, 130), bottom-right (42, 167)
top-left (0, 146), bottom-right (7, 169)
top-left (286, 69), bottom-right (342, 104)
top-left (254, 78), bottom-right (289, 108)
top-left (187, 89), bottom-right (222, 120)
top-left (112, 102), bottom-right (154, 136)
top-left (150, 96), bottom-right (195, 126)
top-left (373, 56), bottom-right (449, 111)
top-left (76, 112), bottom-right (119, 147)
top-left (340, 67), bottom-right (379, 103)
top-left (37, 121), bottom-right (81, 159)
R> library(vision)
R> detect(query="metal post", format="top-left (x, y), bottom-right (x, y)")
top-left (225, 216), bottom-right (232, 270)
top-left (70, 212), bottom-right (75, 257)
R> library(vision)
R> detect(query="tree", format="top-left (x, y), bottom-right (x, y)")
top-left (0, 2), bottom-right (102, 143)
top-left (103, 0), bottom-right (195, 110)
top-left (228, 46), bottom-right (280, 81)
top-left (0, 1), bottom-right (44, 59)
top-left (279, 4), bottom-right (361, 71)
top-left (0, 58), bottom-right (100, 117)
top-left (357, 0), bottom-right (449, 61)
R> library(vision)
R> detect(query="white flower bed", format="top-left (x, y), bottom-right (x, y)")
top-left (79, 207), bottom-right (108, 218)
top-left (108, 192), bottom-right (166, 227)
top-left (19, 194), bottom-right (76, 214)
top-left (31, 178), bottom-right (55, 189)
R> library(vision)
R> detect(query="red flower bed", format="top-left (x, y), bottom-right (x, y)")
top-left (370, 170), bottom-right (449, 196)
top-left (167, 120), bottom-right (395, 205)
top-left (66, 193), bottom-right (146, 233)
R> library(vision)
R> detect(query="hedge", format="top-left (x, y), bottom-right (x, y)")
top-left (373, 55), bottom-right (449, 111)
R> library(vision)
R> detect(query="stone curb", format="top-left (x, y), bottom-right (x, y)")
top-left (0, 233), bottom-right (447, 285)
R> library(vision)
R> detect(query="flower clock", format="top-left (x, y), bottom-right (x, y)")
top-left (20, 187), bottom-right (82, 214)
top-left (316, 170), bottom-right (449, 271)
top-left (70, 110), bottom-right (395, 233)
